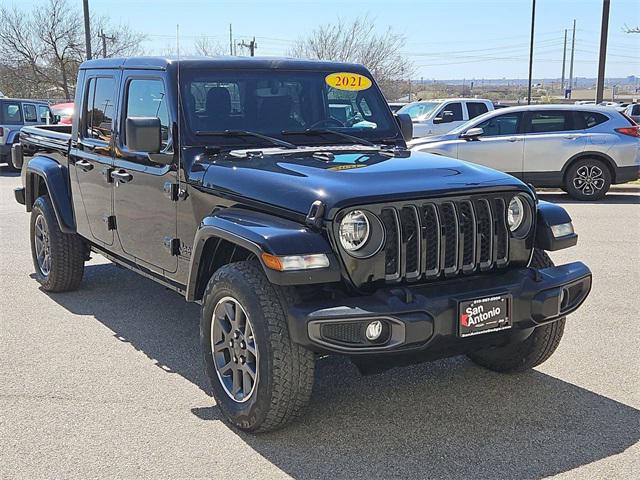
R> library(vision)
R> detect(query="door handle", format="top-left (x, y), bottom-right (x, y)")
top-left (507, 137), bottom-right (520, 142)
top-left (564, 135), bottom-right (578, 140)
top-left (110, 170), bottom-right (133, 183)
top-left (75, 159), bottom-right (94, 172)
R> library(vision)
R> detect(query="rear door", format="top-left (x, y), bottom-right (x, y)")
top-left (465, 101), bottom-right (490, 120)
top-left (112, 73), bottom-right (178, 273)
top-left (70, 71), bottom-right (120, 246)
top-left (522, 110), bottom-right (587, 184)
top-left (22, 103), bottom-right (39, 125)
top-left (455, 111), bottom-right (525, 176)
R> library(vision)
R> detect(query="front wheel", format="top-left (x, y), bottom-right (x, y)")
top-left (200, 261), bottom-right (315, 432)
top-left (467, 249), bottom-right (565, 373)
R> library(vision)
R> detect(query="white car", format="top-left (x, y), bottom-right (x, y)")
top-left (409, 104), bottom-right (640, 200)
top-left (397, 98), bottom-right (494, 138)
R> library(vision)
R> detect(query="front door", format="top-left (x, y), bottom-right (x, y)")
top-left (455, 111), bottom-right (525, 176)
top-left (432, 101), bottom-right (465, 135)
top-left (70, 73), bottom-right (120, 246)
top-left (112, 74), bottom-right (178, 273)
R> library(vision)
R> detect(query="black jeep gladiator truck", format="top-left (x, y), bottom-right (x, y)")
top-left (13, 57), bottom-right (592, 433)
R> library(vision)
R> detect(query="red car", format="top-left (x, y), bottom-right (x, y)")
top-left (50, 102), bottom-right (74, 124)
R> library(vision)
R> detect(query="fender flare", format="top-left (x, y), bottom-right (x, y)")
top-left (7, 129), bottom-right (21, 144)
top-left (25, 156), bottom-right (76, 233)
top-left (535, 200), bottom-right (577, 251)
top-left (185, 208), bottom-right (341, 302)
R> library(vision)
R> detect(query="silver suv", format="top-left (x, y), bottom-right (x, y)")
top-left (409, 104), bottom-right (640, 200)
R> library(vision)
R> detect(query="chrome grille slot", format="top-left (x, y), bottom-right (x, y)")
top-left (375, 195), bottom-right (512, 283)
top-left (380, 208), bottom-right (400, 279)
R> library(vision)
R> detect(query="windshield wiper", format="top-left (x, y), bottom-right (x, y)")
top-left (281, 128), bottom-right (376, 147)
top-left (195, 129), bottom-right (297, 150)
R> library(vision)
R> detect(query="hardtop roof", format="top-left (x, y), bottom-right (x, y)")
top-left (79, 56), bottom-right (369, 73)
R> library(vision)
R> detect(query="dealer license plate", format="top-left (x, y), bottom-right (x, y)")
top-left (458, 295), bottom-right (511, 338)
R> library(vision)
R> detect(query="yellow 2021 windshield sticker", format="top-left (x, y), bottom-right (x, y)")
top-left (325, 72), bottom-right (372, 91)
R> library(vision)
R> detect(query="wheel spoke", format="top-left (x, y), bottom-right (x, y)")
top-left (213, 340), bottom-right (228, 354)
top-left (243, 370), bottom-right (253, 397)
top-left (232, 367), bottom-right (241, 396)
top-left (224, 302), bottom-right (236, 324)
top-left (593, 178), bottom-right (605, 189)
top-left (218, 360), bottom-right (234, 375)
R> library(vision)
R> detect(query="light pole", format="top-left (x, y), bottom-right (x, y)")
top-left (527, 0), bottom-right (536, 105)
top-left (595, 0), bottom-right (611, 103)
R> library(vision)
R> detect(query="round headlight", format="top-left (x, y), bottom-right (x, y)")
top-left (339, 210), bottom-right (370, 252)
top-left (507, 196), bottom-right (525, 232)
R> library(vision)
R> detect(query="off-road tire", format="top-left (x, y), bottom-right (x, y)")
top-left (565, 157), bottom-right (611, 201)
top-left (200, 261), bottom-right (315, 433)
top-left (467, 249), bottom-right (565, 373)
top-left (30, 195), bottom-right (85, 291)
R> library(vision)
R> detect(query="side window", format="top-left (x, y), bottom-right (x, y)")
top-left (441, 102), bottom-right (463, 121)
top-left (476, 113), bottom-right (521, 136)
top-left (579, 111), bottom-right (608, 129)
top-left (38, 105), bottom-right (51, 124)
top-left (23, 104), bottom-right (38, 122)
top-left (1, 102), bottom-right (23, 123)
top-left (84, 76), bottom-right (116, 142)
top-left (527, 111), bottom-right (572, 133)
top-left (125, 78), bottom-right (171, 149)
top-left (467, 102), bottom-right (489, 119)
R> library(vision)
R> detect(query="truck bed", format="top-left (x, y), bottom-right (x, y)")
top-left (20, 124), bottom-right (72, 154)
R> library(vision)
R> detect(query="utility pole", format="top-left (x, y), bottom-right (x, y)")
top-left (229, 24), bottom-right (233, 55)
top-left (82, 0), bottom-right (92, 60)
top-left (526, 0), bottom-right (536, 105)
top-left (98, 30), bottom-right (115, 58)
top-left (595, 0), bottom-right (610, 103)
top-left (238, 37), bottom-right (257, 56)
top-left (561, 29), bottom-right (567, 96)
top-left (568, 19), bottom-right (576, 98)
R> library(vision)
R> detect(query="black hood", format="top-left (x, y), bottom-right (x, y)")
top-left (196, 148), bottom-right (529, 219)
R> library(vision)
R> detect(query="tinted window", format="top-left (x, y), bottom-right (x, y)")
top-left (1, 101), bottom-right (23, 123)
top-left (38, 105), bottom-right (51, 123)
top-left (441, 102), bottom-right (463, 121)
top-left (580, 111), bottom-right (609, 129)
top-left (527, 111), bottom-right (572, 133)
top-left (126, 78), bottom-right (171, 149)
top-left (476, 112), bottom-right (521, 136)
top-left (84, 77), bottom-right (116, 141)
top-left (467, 102), bottom-right (489, 119)
top-left (23, 104), bottom-right (37, 122)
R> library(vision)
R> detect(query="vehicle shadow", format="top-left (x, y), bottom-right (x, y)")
top-left (44, 263), bottom-right (640, 480)
top-left (537, 192), bottom-right (639, 205)
top-left (0, 168), bottom-right (21, 177)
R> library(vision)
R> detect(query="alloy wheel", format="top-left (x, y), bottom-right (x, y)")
top-left (211, 296), bottom-right (258, 403)
top-left (572, 165), bottom-right (605, 196)
top-left (34, 214), bottom-right (51, 276)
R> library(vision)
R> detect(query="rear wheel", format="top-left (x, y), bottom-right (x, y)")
top-left (565, 158), bottom-right (611, 200)
top-left (467, 249), bottom-right (565, 373)
top-left (200, 261), bottom-right (315, 432)
top-left (30, 195), bottom-right (86, 292)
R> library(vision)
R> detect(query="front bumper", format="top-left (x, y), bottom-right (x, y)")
top-left (288, 261), bottom-right (591, 356)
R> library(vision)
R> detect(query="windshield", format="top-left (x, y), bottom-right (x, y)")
top-left (180, 69), bottom-right (397, 147)
top-left (397, 102), bottom-right (440, 120)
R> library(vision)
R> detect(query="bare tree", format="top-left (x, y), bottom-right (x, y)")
top-left (289, 16), bottom-right (415, 100)
top-left (0, 0), bottom-right (145, 99)
top-left (193, 35), bottom-right (227, 56)
top-left (623, 24), bottom-right (640, 33)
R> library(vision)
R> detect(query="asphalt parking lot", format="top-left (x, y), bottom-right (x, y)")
top-left (1, 170), bottom-right (638, 480)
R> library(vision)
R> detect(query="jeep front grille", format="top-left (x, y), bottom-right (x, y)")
top-left (380, 196), bottom-right (510, 282)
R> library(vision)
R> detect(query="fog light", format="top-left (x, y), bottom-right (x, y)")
top-left (365, 320), bottom-right (383, 341)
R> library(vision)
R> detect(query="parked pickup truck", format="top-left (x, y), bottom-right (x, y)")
top-left (13, 57), bottom-right (591, 433)
top-left (397, 98), bottom-right (494, 138)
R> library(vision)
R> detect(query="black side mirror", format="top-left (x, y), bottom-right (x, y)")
top-left (434, 111), bottom-right (455, 124)
top-left (126, 117), bottom-right (162, 154)
top-left (394, 113), bottom-right (413, 141)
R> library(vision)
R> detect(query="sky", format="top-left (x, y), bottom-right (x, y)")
top-left (19, 0), bottom-right (640, 80)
